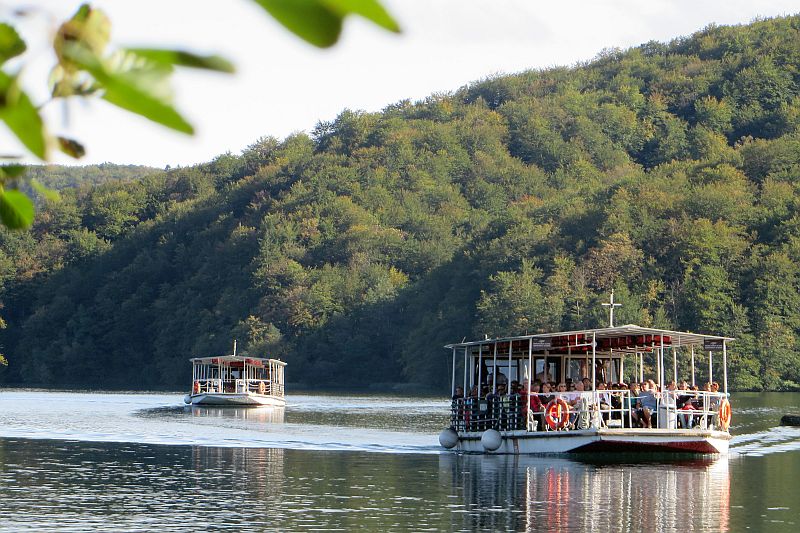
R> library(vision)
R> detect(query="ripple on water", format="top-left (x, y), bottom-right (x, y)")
top-left (730, 426), bottom-right (800, 456)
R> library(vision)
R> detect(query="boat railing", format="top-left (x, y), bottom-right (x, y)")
top-left (449, 390), bottom-right (731, 433)
top-left (589, 389), bottom-right (633, 429)
top-left (192, 378), bottom-right (284, 397)
top-left (193, 378), bottom-right (224, 393)
top-left (659, 390), bottom-right (729, 430)
top-left (450, 395), bottom-right (526, 433)
top-left (239, 379), bottom-right (285, 397)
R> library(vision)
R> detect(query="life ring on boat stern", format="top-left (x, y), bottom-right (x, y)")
top-left (718, 399), bottom-right (732, 430)
top-left (545, 398), bottom-right (570, 430)
top-left (258, 382), bottom-right (266, 395)
top-left (193, 381), bottom-right (200, 394)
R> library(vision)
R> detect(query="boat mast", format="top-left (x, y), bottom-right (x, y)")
top-left (601, 290), bottom-right (622, 327)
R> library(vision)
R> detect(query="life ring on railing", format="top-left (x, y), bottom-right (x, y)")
top-left (545, 398), bottom-right (570, 430)
top-left (718, 399), bottom-right (732, 430)
top-left (193, 381), bottom-right (200, 394)
top-left (258, 382), bottom-right (266, 395)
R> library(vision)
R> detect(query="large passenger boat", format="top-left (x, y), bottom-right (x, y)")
top-left (439, 318), bottom-right (733, 455)
top-left (184, 342), bottom-right (287, 407)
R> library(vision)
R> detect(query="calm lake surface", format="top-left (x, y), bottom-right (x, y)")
top-left (1, 390), bottom-right (798, 531)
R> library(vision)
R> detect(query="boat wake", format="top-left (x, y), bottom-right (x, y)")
top-left (730, 426), bottom-right (800, 456)
top-left (0, 391), bottom-right (445, 455)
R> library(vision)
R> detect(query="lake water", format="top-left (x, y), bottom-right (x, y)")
top-left (1, 390), bottom-right (798, 531)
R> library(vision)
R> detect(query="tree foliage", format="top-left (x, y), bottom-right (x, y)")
top-left (2, 16), bottom-right (800, 390)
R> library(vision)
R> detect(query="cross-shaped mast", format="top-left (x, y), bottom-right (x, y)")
top-left (601, 290), bottom-right (622, 327)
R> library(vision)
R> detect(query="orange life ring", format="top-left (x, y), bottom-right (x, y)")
top-left (258, 382), bottom-right (266, 395)
top-left (718, 399), bottom-right (732, 430)
top-left (545, 398), bottom-right (570, 430)
top-left (193, 381), bottom-right (200, 394)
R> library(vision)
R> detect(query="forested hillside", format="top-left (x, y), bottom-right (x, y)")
top-left (2, 16), bottom-right (800, 391)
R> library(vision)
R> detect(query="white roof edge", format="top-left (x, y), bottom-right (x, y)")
top-left (189, 355), bottom-right (287, 365)
top-left (444, 324), bottom-right (735, 349)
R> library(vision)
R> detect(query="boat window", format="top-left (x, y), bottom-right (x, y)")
top-left (534, 357), bottom-right (559, 383)
top-left (489, 362), bottom-right (519, 384)
top-left (566, 358), bottom-right (588, 380)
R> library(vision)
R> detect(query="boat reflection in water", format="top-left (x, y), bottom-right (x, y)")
top-left (191, 446), bottom-right (286, 501)
top-left (187, 405), bottom-right (286, 424)
top-left (439, 454), bottom-right (730, 532)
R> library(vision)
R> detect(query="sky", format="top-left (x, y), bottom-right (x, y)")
top-left (3, 0), bottom-right (799, 168)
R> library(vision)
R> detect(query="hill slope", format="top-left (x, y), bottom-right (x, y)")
top-left (2, 16), bottom-right (800, 391)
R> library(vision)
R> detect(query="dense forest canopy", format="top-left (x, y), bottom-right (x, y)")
top-left (2, 16), bottom-right (800, 391)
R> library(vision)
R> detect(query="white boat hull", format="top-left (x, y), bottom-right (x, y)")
top-left (189, 393), bottom-right (286, 407)
top-left (455, 428), bottom-right (730, 455)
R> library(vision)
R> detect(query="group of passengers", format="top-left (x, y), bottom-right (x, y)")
top-left (451, 375), bottom-right (723, 432)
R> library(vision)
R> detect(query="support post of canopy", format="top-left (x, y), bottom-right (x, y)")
top-left (691, 346), bottom-right (696, 387)
top-left (463, 347), bottom-right (468, 396)
top-left (477, 345), bottom-right (483, 393)
top-left (660, 335), bottom-right (665, 391)
top-left (508, 339), bottom-right (513, 386)
top-left (451, 347), bottom-right (456, 397)
top-left (609, 348), bottom-right (613, 383)
top-left (591, 332), bottom-right (597, 409)
top-left (723, 341), bottom-right (728, 395)
top-left (619, 350), bottom-right (624, 384)
top-left (673, 337), bottom-right (679, 383)
top-left (527, 338), bottom-right (533, 400)
top-left (708, 351), bottom-right (713, 386)
top-left (639, 352), bottom-right (643, 383)
top-left (492, 342), bottom-right (498, 393)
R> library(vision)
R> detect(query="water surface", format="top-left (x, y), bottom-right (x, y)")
top-left (1, 390), bottom-right (798, 531)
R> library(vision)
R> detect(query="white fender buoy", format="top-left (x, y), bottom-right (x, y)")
top-left (183, 395), bottom-right (192, 404)
top-left (481, 429), bottom-right (502, 452)
top-left (439, 428), bottom-right (459, 449)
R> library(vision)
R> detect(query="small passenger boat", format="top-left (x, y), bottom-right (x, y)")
top-left (184, 342), bottom-right (287, 406)
top-left (439, 319), bottom-right (733, 455)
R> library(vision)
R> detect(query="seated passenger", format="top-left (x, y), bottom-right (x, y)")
top-left (451, 386), bottom-right (465, 431)
top-left (636, 381), bottom-right (659, 428)
top-left (611, 382), bottom-right (627, 425)
top-left (626, 382), bottom-right (641, 427)
top-left (679, 396), bottom-right (698, 429)
top-left (528, 382), bottom-right (543, 430)
top-left (596, 382), bottom-right (612, 424)
top-left (540, 382), bottom-right (555, 405)
top-left (568, 381), bottom-right (590, 430)
top-left (539, 382), bottom-right (555, 431)
top-left (452, 386), bottom-right (464, 400)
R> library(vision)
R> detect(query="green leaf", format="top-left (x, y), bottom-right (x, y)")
top-left (0, 164), bottom-right (26, 178)
top-left (63, 45), bottom-right (194, 135)
top-left (0, 188), bottom-right (35, 229)
top-left (324, 0), bottom-right (400, 32)
top-left (0, 71), bottom-right (48, 159)
top-left (0, 23), bottom-right (26, 64)
top-left (126, 48), bottom-right (235, 73)
top-left (252, 0), bottom-right (400, 48)
top-left (31, 178), bottom-right (61, 202)
top-left (57, 136), bottom-right (86, 158)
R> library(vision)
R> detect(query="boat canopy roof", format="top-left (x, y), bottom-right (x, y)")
top-left (445, 324), bottom-right (734, 351)
top-left (189, 355), bottom-right (286, 366)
